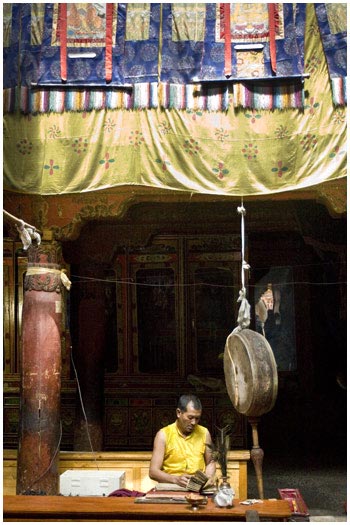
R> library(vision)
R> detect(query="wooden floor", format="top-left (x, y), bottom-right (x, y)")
top-left (3, 495), bottom-right (292, 522)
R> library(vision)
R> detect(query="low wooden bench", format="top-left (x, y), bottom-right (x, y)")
top-left (3, 449), bottom-right (250, 500)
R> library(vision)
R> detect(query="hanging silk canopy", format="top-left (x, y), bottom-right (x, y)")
top-left (3, 3), bottom-right (346, 198)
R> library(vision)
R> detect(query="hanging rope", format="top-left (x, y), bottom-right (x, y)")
top-left (3, 210), bottom-right (42, 250)
top-left (234, 199), bottom-right (251, 331)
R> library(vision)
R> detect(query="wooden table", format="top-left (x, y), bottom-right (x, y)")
top-left (3, 495), bottom-right (291, 521)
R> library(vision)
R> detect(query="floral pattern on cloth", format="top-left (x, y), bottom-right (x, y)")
top-left (2, 4), bottom-right (347, 198)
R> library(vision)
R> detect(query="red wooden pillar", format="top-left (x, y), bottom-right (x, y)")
top-left (16, 242), bottom-right (67, 495)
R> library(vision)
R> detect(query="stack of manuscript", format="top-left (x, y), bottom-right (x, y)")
top-left (186, 470), bottom-right (209, 492)
top-left (135, 472), bottom-right (213, 504)
top-left (135, 485), bottom-right (188, 504)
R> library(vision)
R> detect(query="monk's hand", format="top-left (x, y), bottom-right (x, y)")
top-left (205, 476), bottom-right (217, 488)
top-left (174, 474), bottom-right (191, 488)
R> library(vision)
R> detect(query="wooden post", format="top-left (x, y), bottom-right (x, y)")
top-left (16, 241), bottom-right (66, 495)
top-left (248, 417), bottom-right (264, 499)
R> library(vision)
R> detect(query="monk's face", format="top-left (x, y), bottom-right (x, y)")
top-left (176, 402), bottom-right (202, 436)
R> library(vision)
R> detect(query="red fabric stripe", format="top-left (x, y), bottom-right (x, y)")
top-left (268, 4), bottom-right (277, 74)
top-left (59, 3), bottom-right (67, 81)
top-left (219, 3), bottom-right (225, 38)
top-left (223, 3), bottom-right (232, 77)
top-left (105, 3), bottom-right (114, 83)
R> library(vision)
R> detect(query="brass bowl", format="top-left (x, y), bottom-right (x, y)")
top-left (185, 493), bottom-right (208, 511)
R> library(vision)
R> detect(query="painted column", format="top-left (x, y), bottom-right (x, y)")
top-left (16, 241), bottom-right (68, 495)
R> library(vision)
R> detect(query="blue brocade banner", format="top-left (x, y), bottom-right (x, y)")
top-left (4, 3), bottom-right (309, 87)
top-left (314, 3), bottom-right (347, 105)
top-left (2, 4), bottom-right (346, 110)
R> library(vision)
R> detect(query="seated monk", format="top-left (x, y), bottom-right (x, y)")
top-left (149, 394), bottom-right (216, 488)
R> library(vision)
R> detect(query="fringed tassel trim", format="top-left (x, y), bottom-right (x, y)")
top-left (331, 77), bottom-right (347, 106)
top-left (162, 83), bottom-right (230, 111)
top-left (233, 82), bottom-right (304, 110)
top-left (4, 81), bottom-right (304, 114)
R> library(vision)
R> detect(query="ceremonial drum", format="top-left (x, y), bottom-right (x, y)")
top-left (223, 329), bottom-right (278, 417)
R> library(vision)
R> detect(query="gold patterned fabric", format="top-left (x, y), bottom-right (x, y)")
top-left (172, 3), bottom-right (206, 42)
top-left (325, 3), bottom-right (347, 35)
top-left (3, 4), bottom-right (346, 197)
top-left (51, 3), bottom-right (118, 47)
top-left (125, 3), bottom-right (151, 41)
top-left (30, 4), bottom-right (45, 46)
top-left (3, 4), bottom-right (12, 48)
top-left (215, 3), bottom-right (284, 43)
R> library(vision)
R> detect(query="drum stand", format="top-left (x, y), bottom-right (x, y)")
top-left (248, 417), bottom-right (264, 499)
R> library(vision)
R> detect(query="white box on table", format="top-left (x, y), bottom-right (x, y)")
top-left (59, 469), bottom-right (125, 496)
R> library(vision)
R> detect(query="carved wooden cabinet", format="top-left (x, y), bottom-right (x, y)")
top-left (3, 240), bottom-right (25, 448)
top-left (3, 234), bottom-right (247, 451)
top-left (103, 234), bottom-right (247, 450)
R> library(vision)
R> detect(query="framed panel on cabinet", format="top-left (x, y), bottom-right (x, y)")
top-left (186, 236), bottom-right (242, 377)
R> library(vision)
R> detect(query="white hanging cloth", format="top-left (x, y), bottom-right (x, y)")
top-left (233, 201), bottom-right (251, 332)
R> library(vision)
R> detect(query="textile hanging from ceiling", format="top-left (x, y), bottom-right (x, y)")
top-left (314, 3), bottom-right (347, 106)
top-left (3, 4), bottom-right (346, 198)
top-left (3, 3), bottom-right (311, 112)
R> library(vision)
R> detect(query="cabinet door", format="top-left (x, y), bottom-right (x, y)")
top-left (3, 254), bottom-right (15, 373)
top-left (189, 253), bottom-right (240, 375)
top-left (130, 253), bottom-right (180, 375)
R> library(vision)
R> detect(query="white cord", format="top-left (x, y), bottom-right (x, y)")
top-left (70, 350), bottom-right (100, 470)
top-left (234, 199), bottom-right (251, 331)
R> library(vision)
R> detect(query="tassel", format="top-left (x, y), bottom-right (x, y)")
top-left (60, 269), bottom-right (72, 291)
